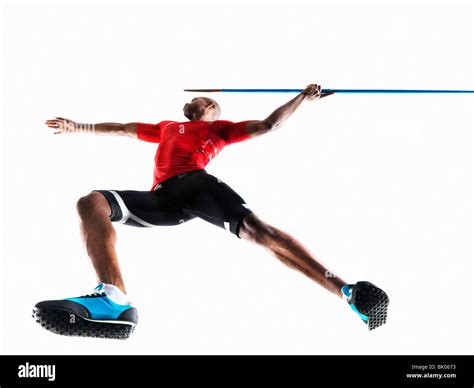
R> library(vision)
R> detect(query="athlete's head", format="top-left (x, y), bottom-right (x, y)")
top-left (183, 97), bottom-right (221, 122)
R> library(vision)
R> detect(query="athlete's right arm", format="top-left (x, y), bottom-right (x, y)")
top-left (45, 117), bottom-right (138, 138)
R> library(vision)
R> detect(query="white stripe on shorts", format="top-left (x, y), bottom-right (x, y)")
top-left (109, 190), bottom-right (156, 227)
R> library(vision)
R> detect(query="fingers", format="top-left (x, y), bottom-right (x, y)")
top-left (45, 119), bottom-right (60, 128)
top-left (45, 117), bottom-right (66, 123)
top-left (304, 83), bottom-right (323, 99)
top-left (304, 84), bottom-right (336, 100)
top-left (305, 84), bottom-right (319, 94)
top-left (45, 117), bottom-right (69, 130)
top-left (45, 118), bottom-right (66, 134)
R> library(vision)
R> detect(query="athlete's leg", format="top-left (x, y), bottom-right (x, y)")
top-left (238, 212), bottom-right (346, 298)
top-left (176, 172), bottom-right (344, 295)
top-left (33, 186), bottom-right (194, 339)
top-left (171, 171), bottom-right (388, 329)
top-left (76, 192), bottom-right (126, 293)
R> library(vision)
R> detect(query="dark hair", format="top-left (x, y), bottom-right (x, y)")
top-left (185, 97), bottom-right (220, 120)
top-left (184, 110), bottom-right (194, 121)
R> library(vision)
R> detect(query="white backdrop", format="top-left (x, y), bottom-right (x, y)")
top-left (1, 1), bottom-right (472, 354)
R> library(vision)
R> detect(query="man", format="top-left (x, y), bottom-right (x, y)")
top-left (36, 84), bottom-right (389, 339)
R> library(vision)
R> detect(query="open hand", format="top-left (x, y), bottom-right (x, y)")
top-left (45, 117), bottom-right (76, 134)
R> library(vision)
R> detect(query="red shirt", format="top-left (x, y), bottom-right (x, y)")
top-left (137, 120), bottom-right (252, 190)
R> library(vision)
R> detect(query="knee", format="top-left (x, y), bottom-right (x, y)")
top-left (239, 213), bottom-right (275, 243)
top-left (76, 192), bottom-right (109, 219)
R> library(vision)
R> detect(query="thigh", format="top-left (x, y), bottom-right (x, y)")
top-left (171, 171), bottom-right (253, 238)
top-left (93, 189), bottom-right (196, 227)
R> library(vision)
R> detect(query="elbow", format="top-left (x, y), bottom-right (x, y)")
top-left (261, 120), bottom-right (276, 132)
top-left (123, 123), bottom-right (138, 138)
top-left (247, 120), bottom-right (276, 138)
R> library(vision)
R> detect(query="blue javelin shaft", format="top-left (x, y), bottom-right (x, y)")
top-left (184, 88), bottom-right (474, 94)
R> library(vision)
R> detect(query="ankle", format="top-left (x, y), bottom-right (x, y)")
top-left (98, 283), bottom-right (132, 305)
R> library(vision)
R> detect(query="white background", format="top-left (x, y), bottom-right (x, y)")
top-left (1, 1), bottom-right (472, 354)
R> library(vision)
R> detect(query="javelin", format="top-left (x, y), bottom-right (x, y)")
top-left (184, 88), bottom-right (474, 94)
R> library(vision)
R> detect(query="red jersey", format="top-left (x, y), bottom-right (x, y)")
top-left (137, 120), bottom-right (252, 190)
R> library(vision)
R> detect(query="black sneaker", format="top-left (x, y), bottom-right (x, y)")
top-left (341, 281), bottom-right (389, 330)
top-left (33, 283), bottom-right (138, 340)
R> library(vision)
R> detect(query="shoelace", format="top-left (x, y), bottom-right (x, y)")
top-left (79, 291), bottom-right (107, 298)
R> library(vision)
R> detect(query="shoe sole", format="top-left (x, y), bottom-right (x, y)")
top-left (33, 307), bottom-right (135, 340)
top-left (351, 281), bottom-right (389, 330)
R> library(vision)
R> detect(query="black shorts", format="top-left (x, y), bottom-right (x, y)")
top-left (93, 169), bottom-right (253, 238)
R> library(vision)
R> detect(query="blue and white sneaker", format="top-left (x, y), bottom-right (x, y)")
top-left (33, 283), bottom-right (138, 339)
top-left (341, 281), bottom-right (389, 330)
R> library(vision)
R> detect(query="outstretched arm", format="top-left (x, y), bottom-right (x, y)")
top-left (45, 117), bottom-right (138, 138)
top-left (245, 83), bottom-right (334, 138)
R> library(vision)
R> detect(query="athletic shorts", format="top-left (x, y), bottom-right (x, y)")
top-left (93, 169), bottom-right (253, 238)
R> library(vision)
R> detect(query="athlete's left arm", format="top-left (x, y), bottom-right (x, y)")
top-left (245, 83), bottom-right (335, 138)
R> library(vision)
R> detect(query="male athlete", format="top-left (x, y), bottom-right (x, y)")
top-left (35, 84), bottom-right (389, 339)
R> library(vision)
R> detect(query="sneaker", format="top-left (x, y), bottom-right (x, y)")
top-left (33, 283), bottom-right (138, 340)
top-left (341, 281), bottom-right (389, 330)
